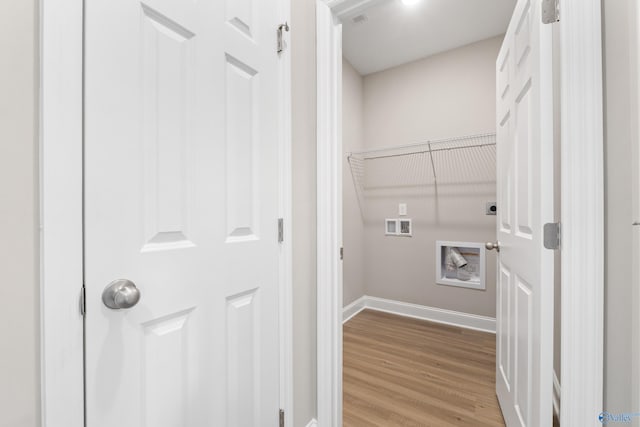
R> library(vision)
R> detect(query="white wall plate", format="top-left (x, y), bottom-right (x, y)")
top-left (435, 241), bottom-right (486, 290)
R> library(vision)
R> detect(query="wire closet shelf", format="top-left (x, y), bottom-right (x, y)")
top-left (347, 133), bottom-right (497, 217)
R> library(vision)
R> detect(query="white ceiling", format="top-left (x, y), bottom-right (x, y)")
top-left (342, 0), bottom-right (516, 75)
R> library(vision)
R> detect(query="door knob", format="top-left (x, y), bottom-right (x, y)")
top-left (485, 241), bottom-right (500, 252)
top-left (102, 279), bottom-right (141, 310)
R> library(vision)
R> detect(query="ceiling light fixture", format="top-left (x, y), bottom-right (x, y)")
top-left (401, 0), bottom-right (421, 5)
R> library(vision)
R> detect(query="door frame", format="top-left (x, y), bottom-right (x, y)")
top-left (558, 1), bottom-right (604, 424)
top-left (315, 1), bottom-right (605, 426)
top-left (39, 0), bottom-right (294, 425)
top-left (316, 2), bottom-right (343, 426)
top-left (631, 0), bottom-right (640, 416)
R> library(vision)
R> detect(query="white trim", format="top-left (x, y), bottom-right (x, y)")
top-left (277, 0), bottom-right (294, 424)
top-left (316, 2), bottom-right (343, 426)
top-left (305, 419), bottom-right (319, 427)
top-left (343, 296), bottom-right (496, 334)
top-left (553, 370), bottom-right (561, 420)
top-left (40, 0), bottom-right (85, 426)
top-left (559, 1), bottom-right (604, 426)
top-left (342, 296), bottom-right (367, 324)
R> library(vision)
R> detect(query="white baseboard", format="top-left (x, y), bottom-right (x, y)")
top-left (342, 296), bottom-right (367, 323)
top-left (553, 370), bottom-right (561, 420)
top-left (343, 295), bottom-right (496, 334)
top-left (305, 419), bottom-right (317, 427)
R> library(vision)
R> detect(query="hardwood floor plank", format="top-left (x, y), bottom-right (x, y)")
top-left (343, 310), bottom-right (506, 427)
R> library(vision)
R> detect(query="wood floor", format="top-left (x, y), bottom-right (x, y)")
top-left (343, 310), bottom-right (506, 427)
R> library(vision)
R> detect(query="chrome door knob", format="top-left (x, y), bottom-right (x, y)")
top-left (485, 241), bottom-right (501, 252)
top-left (102, 279), bottom-right (141, 310)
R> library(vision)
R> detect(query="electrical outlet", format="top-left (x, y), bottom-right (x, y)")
top-left (486, 202), bottom-right (497, 216)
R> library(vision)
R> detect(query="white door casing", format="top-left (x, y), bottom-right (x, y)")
top-left (84, 0), bottom-right (283, 425)
top-left (316, 2), bottom-right (344, 426)
top-left (311, 1), bottom-right (603, 427)
top-left (496, 0), bottom-right (554, 426)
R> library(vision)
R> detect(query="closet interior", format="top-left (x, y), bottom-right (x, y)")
top-left (340, 0), bottom-right (515, 425)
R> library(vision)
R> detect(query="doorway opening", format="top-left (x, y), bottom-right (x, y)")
top-left (340, 1), bottom-right (515, 425)
top-left (317, 0), bottom-right (603, 425)
top-left (316, 0), bottom-right (604, 426)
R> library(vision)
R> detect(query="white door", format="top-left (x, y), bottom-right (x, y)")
top-left (495, 0), bottom-right (554, 426)
top-left (84, 0), bottom-right (283, 425)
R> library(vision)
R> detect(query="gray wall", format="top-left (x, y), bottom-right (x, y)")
top-left (602, 0), bottom-right (634, 415)
top-left (0, 1), bottom-right (41, 427)
top-left (344, 36), bottom-right (502, 317)
top-left (342, 58), bottom-right (366, 307)
top-left (291, 0), bottom-right (318, 425)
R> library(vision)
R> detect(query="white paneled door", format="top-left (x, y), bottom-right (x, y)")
top-left (84, 0), bottom-right (283, 425)
top-left (495, 0), bottom-right (554, 426)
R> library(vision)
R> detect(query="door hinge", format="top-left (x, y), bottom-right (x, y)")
top-left (80, 284), bottom-right (86, 316)
top-left (277, 22), bottom-right (289, 54)
top-left (543, 222), bottom-right (561, 250)
top-left (279, 409), bottom-right (285, 427)
top-left (278, 218), bottom-right (284, 243)
top-left (340, 247), bottom-right (344, 260)
top-left (541, 0), bottom-right (560, 24)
